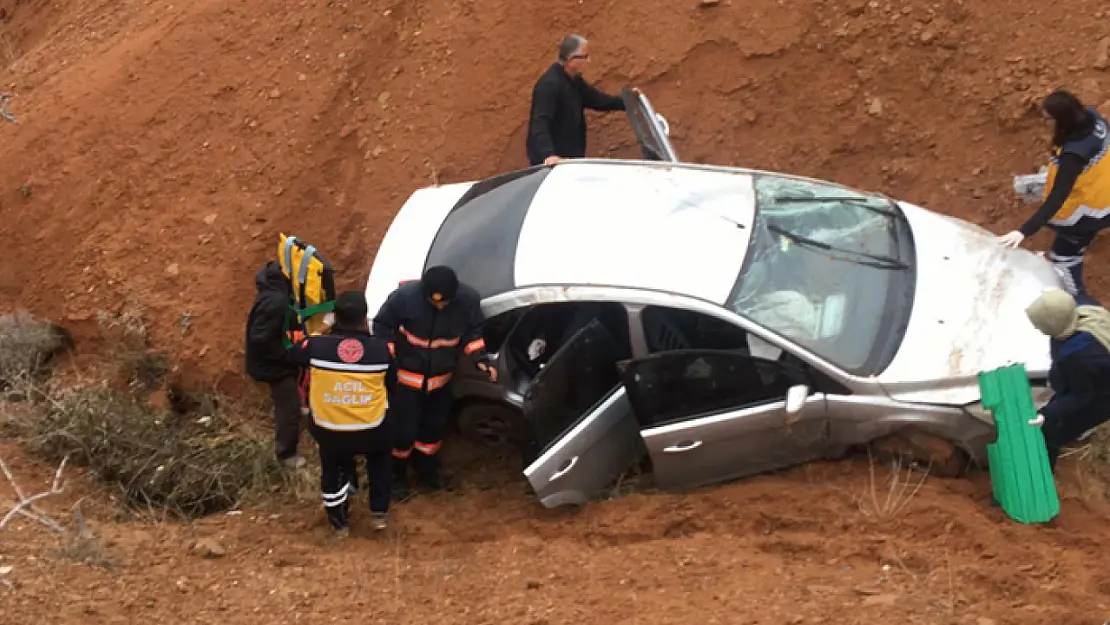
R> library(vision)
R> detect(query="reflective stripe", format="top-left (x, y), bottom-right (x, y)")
top-left (392, 448), bottom-right (412, 459)
top-left (414, 440), bottom-right (442, 455)
top-left (387, 342), bottom-right (395, 356)
top-left (427, 373), bottom-right (452, 391)
top-left (323, 483), bottom-right (349, 507)
top-left (396, 369), bottom-right (453, 391)
top-left (309, 359), bottom-right (389, 373)
top-left (464, 338), bottom-right (486, 355)
top-left (398, 326), bottom-right (461, 349)
top-left (312, 416), bottom-right (383, 431)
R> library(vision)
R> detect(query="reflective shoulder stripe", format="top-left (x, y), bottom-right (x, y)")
top-left (312, 416), bottom-right (384, 432)
top-left (309, 359), bottom-right (389, 373)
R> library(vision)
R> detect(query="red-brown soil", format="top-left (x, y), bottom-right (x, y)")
top-left (3, 0), bottom-right (1110, 623)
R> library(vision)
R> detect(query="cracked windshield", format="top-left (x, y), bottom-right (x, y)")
top-left (729, 175), bottom-right (911, 374)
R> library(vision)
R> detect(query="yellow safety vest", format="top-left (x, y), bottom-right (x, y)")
top-left (1046, 113), bottom-right (1110, 227)
top-left (305, 335), bottom-right (391, 432)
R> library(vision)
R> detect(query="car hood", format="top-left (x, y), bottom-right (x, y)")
top-left (874, 201), bottom-right (1062, 405)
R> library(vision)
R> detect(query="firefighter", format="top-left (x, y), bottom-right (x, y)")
top-left (371, 265), bottom-right (497, 500)
top-left (998, 90), bottom-right (1110, 299)
top-left (287, 291), bottom-right (394, 536)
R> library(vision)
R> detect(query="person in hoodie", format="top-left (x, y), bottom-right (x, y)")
top-left (1024, 288), bottom-right (1110, 470)
top-left (998, 91), bottom-right (1110, 300)
top-left (244, 260), bottom-right (306, 469)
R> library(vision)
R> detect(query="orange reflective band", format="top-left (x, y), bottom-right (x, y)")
top-left (426, 373), bottom-right (452, 391)
top-left (397, 369), bottom-right (424, 390)
top-left (392, 448), bottom-right (412, 459)
top-left (387, 341), bottom-right (395, 356)
top-left (464, 338), bottom-right (486, 355)
top-left (398, 326), bottom-right (461, 349)
top-left (414, 441), bottom-right (442, 455)
top-left (396, 370), bottom-right (453, 392)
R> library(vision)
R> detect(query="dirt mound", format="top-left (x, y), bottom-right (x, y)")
top-left (3, 441), bottom-right (1110, 624)
top-left (1, 0), bottom-right (1109, 389)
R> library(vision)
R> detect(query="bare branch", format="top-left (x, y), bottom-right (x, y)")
top-left (0, 454), bottom-right (69, 532)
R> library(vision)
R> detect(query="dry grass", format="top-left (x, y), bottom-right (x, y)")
top-left (0, 312), bottom-right (314, 520)
top-left (857, 451), bottom-right (930, 519)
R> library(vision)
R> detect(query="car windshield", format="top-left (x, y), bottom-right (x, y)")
top-left (726, 174), bottom-right (915, 376)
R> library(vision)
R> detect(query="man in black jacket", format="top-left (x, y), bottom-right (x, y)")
top-left (372, 265), bottom-right (496, 499)
top-left (526, 34), bottom-right (628, 167)
top-left (244, 260), bottom-right (305, 469)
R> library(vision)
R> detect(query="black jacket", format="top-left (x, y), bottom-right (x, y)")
top-left (244, 261), bottom-right (297, 382)
top-left (525, 63), bottom-right (626, 166)
top-left (371, 281), bottom-right (490, 391)
top-left (1040, 330), bottom-right (1110, 432)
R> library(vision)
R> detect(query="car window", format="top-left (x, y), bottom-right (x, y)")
top-left (483, 309), bottom-right (527, 353)
top-left (523, 319), bottom-right (626, 457)
top-left (505, 302), bottom-right (632, 380)
top-left (641, 306), bottom-right (747, 353)
top-left (618, 350), bottom-right (804, 429)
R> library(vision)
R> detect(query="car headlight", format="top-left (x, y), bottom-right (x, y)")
top-left (962, 385), bottom-right (1054, 426)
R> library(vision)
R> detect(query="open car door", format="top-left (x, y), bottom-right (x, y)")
top-left (521, 319), bottom-right (644, 508)
top-left (621, 88), bottom-right (679, 163)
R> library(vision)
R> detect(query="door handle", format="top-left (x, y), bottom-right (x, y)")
top-left (663, 440), bottom-right (702, 453)
top-left (549, 456), bottom-right (579, 481)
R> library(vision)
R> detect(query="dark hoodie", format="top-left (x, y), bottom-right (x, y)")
top-left (244, 260), bottom-right (297, 382)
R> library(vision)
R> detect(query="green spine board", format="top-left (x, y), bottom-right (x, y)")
top-left (978, 363), bottom-right (1060, 523)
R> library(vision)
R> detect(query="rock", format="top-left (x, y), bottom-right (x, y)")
top-left (268, 88), bottom-right (281, 99)
top-left (377, 91), bottom-right (391, 108)
top-left (203, 213), bottom-right (217, 225)
top-left (193, 539), bottom-right (226, 559)
top-left (845, 0), bottom-right (867, 16)
top-left (698, 0), bottom-right (721, 6)
top-left (165, 263), bottom-right (180, 276)
top-left (920, 29), bottom-right (936, 44)
top-left (1095, 37), bottom-right (1110, 70)
top-left (861, 594), bottom-right (898, 607)
top-left (853, 585), bottom-right (883, 595)
top-left (867, 97), bottom-right (883, 116)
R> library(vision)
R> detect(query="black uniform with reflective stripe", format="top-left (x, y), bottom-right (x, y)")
top-left (371, 281), bottom-right (490, 390)
top-left (289, 330), bottom-right (394, 444)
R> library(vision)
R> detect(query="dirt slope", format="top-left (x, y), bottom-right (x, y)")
top-left (2, 441), bottom-right (1110, 625)
top-left (1, 0), bottom-right (1109, 389)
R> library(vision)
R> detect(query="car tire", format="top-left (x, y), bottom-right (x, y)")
top-left (868, 432), bottom-right (969, 478)
top-left (455, 401), bottom-right (530, 450)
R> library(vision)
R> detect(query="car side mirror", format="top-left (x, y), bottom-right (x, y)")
top-left (785, 384), bottom-right (809, 415)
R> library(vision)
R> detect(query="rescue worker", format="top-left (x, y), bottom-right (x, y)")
top-left (526, 34), bottom-right (629, 167)
top-left (244, 260), bottom-right (305, 469)
top-left (371, 265), bottom-right (497, 500)
top-left (1024, 288), bottom-right (1110, 470)
top-left (998, 90), bottom-right (1110, 299)
top-left (287, 291), bottom-right (394, 536)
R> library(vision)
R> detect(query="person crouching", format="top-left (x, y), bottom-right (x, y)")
top-left (1024, 288), bottom-right (1110, 470)
top-left (288, 291), bottom-right (395, 536)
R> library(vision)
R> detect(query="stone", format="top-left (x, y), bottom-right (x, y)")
top-left (193, 539), bottom-right (226, 559)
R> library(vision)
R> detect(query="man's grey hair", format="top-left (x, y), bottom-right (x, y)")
top-left (558, 34), bottom-right (587, 62)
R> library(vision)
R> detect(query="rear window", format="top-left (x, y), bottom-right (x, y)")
top-left (424, 167), bottom-right (551, 299)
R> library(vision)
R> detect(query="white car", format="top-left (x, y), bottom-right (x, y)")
top-left (364, 90), bottom-right (1061, 507)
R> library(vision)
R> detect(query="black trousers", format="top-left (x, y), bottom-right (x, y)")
top-left (1041, 397), bottom-right (1110, 470)
top-left (312, 423), bottom-right (392, 529)
top-left (268, 375), bottom-right (303, 460)
top-left (1048, 224), bottom-right (1110, 299)
top-left (390, 384), bottom-right (454, 482)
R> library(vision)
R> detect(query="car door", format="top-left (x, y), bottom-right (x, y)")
top-left (621, 88), bottom-right (679, 163)
top-left (618, 349), bottom-right (829, 491)
top-left (520, 318), bottom-right (644, 508)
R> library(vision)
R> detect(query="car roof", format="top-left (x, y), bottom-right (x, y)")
top-left (514, 161), bottom-right (757, 306)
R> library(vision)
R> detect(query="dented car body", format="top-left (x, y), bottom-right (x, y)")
top-left (363, 91), bottom-right (1063, 508)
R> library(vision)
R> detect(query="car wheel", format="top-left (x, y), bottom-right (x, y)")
top-left (868, 432), bottom-right (968, 478)
top-left (456, 401), bottom-right (528, 449)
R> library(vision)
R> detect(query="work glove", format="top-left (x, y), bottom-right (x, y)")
top-left (998, 230), bottom-right (1025, 249)
top-left (1028, 413), bottom-right (1045, 426)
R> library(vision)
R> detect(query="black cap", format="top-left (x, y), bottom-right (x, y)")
top-left (421, 265), bottom-right (458, 302)
top-left (333, 291), bottom-right (368, 328)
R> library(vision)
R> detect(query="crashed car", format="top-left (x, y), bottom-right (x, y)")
top-left (364, 89), bottom-right (1062, 508)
